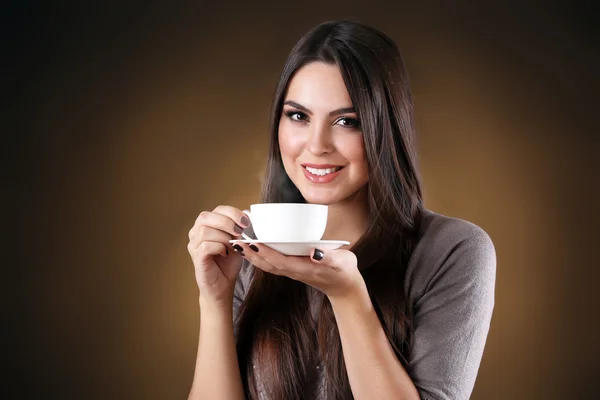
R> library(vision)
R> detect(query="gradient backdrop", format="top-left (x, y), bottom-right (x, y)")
top-left (8, 1), bottom-right (599, 399)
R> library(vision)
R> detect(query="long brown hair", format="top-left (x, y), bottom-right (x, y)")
top-left (236, 20), bottom-right (423, 399)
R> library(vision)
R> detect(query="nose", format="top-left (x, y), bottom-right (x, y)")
top-left (306, 122), bottom-right (334, 156)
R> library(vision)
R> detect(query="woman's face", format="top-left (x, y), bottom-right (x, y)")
top-left (278, 62), bottom-right (369, 205)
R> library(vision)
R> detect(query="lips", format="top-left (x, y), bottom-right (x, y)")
top-left (304, 166), bottom-right (342, 176)
top-left (301, 163), bottom-right (344, 183)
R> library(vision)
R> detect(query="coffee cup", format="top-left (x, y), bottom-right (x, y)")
top-left (241, 203), bottom-right (328, 242)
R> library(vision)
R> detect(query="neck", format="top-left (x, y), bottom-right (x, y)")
top-left (320, 187), bottom-right (369, 245)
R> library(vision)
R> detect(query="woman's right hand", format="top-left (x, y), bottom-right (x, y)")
top-left (188, 205), bottom-right (250, 303)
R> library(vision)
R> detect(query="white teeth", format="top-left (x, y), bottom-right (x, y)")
top-left (305, 166), bottom-right (341, 176)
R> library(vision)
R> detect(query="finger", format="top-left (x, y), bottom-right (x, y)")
top-left (237, 244), bottom-right (282, 276)
top-left (188, 240), bottom-right (229, 263)
top-left (191, 210), bottom-right (246, 238)
top-left (247, 243), bottom-right (312, 278)
top-left (212, 205), bottom-right (251, 229)
top-left (189, 224), bottom-right (233, 249)
top-left (310, 248), bottom-right (356, 272)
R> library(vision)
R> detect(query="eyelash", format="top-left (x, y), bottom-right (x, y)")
top-left (284, 110), bottom-right (360, 129)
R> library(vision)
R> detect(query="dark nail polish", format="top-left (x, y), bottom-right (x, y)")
top-left (233, 244), bottom-right (243, 252)
top-left (249, 244), bottom-right (259, 252)
top-left (240, 216), bottom-right (251, 227)
top-left (312, 249), bottom-right (324, 261)
top-left (234, 224), bottom-right (244, 234)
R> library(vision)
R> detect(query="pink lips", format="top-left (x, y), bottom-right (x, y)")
top-left (301, 163), bottom-right (344, 184)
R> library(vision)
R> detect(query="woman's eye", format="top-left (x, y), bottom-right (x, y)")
top-left (335, 117), bottom-right (360, 128)
top-left (285, 111), bottom-right (308, 122)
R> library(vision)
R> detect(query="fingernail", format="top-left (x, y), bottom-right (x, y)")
top-left (240, 216), bottom-right (251, 227)
top-left (226, 248), bottom-right (229, 255)
top-left (234, 224), bottom-right (244, 234)
top-left (249, 244), bottom-right (259, 252)
top-left (233, 244), bottom-right (243, 252)
top-left (312, 249), bottom-right (324, 261)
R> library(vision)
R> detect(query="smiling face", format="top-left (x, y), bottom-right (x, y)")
top-left (278, 62), bottom-right (369, 205)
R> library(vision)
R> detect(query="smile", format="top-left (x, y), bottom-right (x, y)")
top-left (304, 166), bottom-right (342, 176)
top-left (301, 164), bottom-right (344, 184)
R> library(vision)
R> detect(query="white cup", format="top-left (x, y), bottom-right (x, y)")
top-left (241, 203), bottom-right (328, 242)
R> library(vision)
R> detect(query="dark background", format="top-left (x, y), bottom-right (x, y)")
top-left (7, 1), bottom-right (599, 399)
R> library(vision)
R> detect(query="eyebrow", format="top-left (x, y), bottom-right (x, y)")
top-left (283, 100), bottom-right (356, 117)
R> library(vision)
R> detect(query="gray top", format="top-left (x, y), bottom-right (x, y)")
top-left (233, 209), bottom-right (496, 400)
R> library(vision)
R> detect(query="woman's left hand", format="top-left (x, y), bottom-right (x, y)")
top-left (234, 243), bottom-right (364, 299)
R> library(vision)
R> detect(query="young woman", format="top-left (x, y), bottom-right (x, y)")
top-left (187, 20), bottom-right (496, 400)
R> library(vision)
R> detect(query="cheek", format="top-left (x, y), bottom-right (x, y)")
top-left (278, 122), bottom-right (305, 160)
top-left (338, 135), bottom-right (369, 184)
top-left (338, 135), bottom-right (367, 166)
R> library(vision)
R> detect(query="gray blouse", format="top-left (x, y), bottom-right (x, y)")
top-left (233, 209), bottom-right (496, 399)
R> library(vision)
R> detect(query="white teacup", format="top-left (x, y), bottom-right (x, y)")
top-left (241, 203), bottom-right (328, 242)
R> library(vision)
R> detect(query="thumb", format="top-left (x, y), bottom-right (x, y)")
top-left (310, 248), bottom-right (356, 267)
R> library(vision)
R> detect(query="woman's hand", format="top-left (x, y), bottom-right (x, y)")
top-left (234, 243), bottom-right (364, 299)
top-left (188, 205), bottom-right (251, 304)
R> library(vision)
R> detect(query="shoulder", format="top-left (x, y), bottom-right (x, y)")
top-left (418, 209), bottom-right (495, 261)
top-left (405, 209), bottom-right (496, 302)
top-left (404, 210), bottom-right (496, 398)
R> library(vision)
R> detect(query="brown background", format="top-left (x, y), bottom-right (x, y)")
top-left (8, 1), bottom-right (599, 399)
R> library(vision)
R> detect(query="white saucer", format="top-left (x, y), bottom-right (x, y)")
top-left (229, 239), bottom-right (350, 256)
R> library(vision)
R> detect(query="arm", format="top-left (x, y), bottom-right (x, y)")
top-left (234, 243), bottom-right (420, 399)
top-left (329, 285), bottom-right (420, 400)
top-left (188, 296), bottom-right (245, 400)
top-left (186, 205), bottom-right (252, 400)
top-left (329, 222), bottom-right (496, 400)
top-left (406, 224), bottom-right (496, 400)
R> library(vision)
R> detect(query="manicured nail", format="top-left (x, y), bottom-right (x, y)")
top-left (234, 224), bottom-right (244, 234)
top-left (312, 249), bottom-right (324, 261)
top-left (233, 244), bottom-right (243, 252)
top-left (240, 216), bottom-right (251, 227)
top-left (249, 244), bottom-right (259, 252)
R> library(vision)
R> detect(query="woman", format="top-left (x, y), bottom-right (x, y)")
top-left (187, 20), bottom-right (495, 400)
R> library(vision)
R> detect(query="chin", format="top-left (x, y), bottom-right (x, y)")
top-left (303, 196), bottom-right (337, 205)
top-left (297, 187), bottom-right (349, 205)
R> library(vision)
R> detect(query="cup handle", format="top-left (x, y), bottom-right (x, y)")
top-left (240, 210), bottom-right (255, 241)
